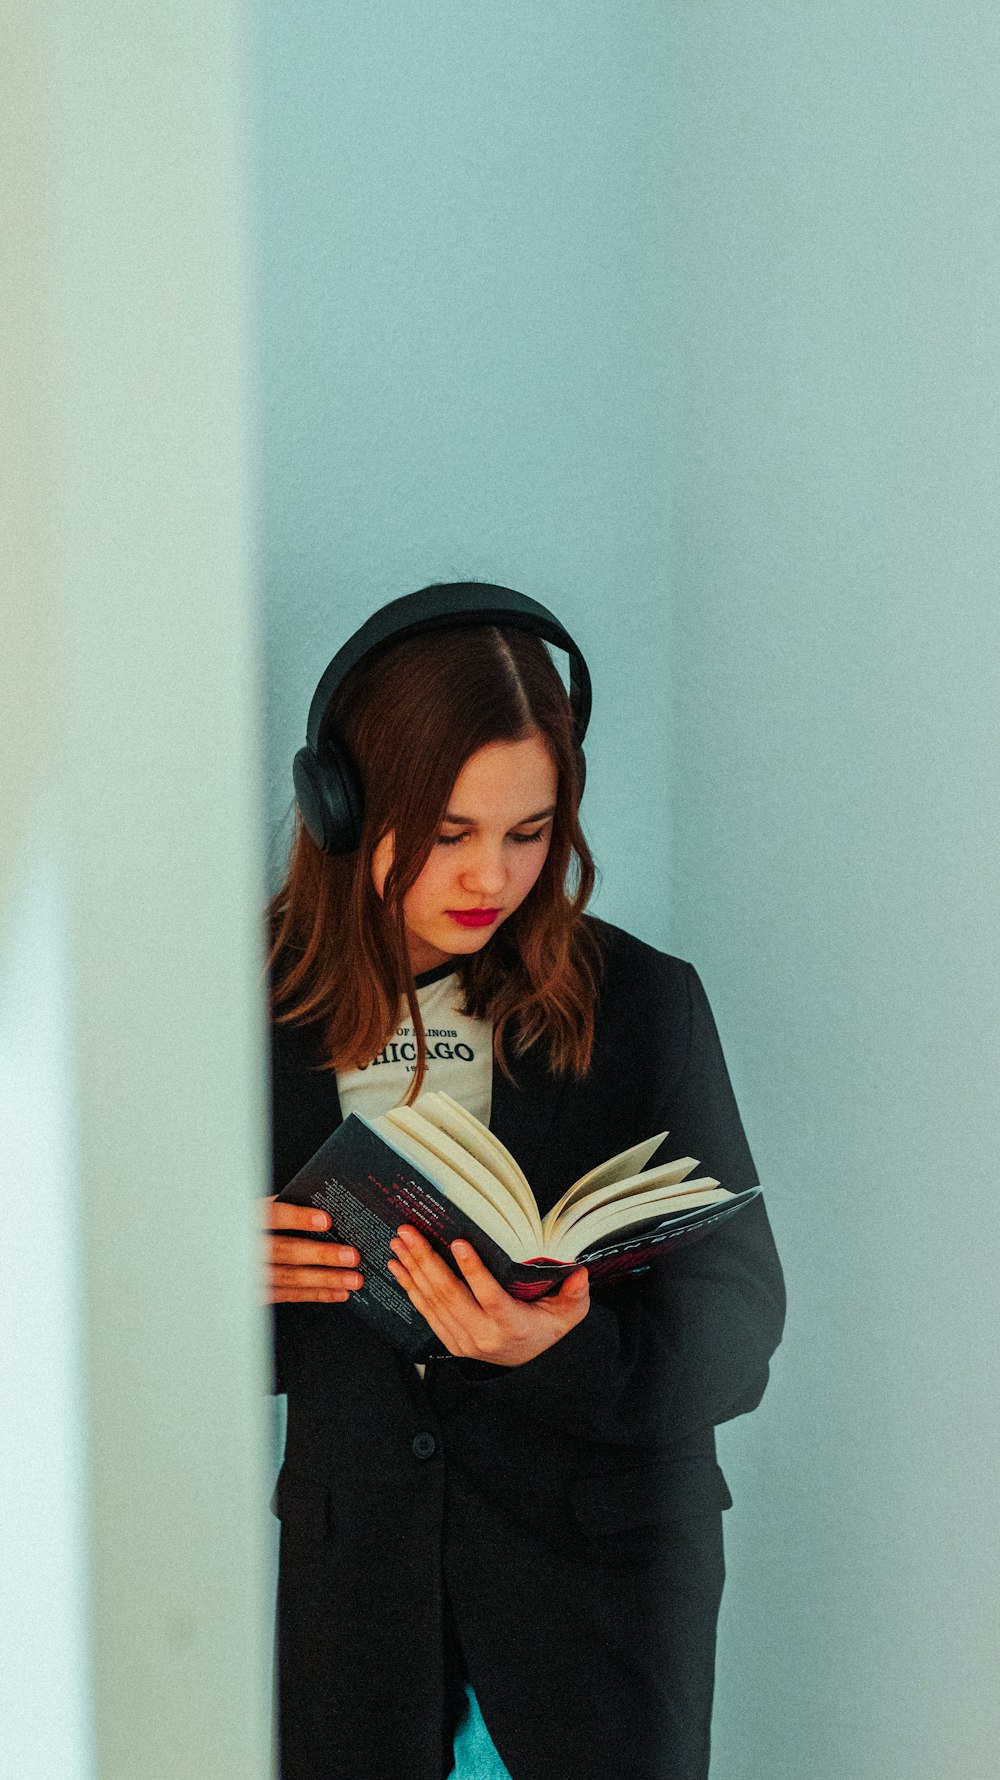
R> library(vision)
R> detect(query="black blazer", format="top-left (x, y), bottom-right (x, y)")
top-left (268, 916), bottom-right (785, 1780)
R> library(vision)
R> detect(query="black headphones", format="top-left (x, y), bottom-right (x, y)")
top-left (292, 582), bottom-right (592, 856)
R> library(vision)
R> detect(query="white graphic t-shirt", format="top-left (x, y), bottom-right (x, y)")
top-left (335, 959), bottom-right (495, 1383)
top-left (334, 959), bottom-right (494, 1127)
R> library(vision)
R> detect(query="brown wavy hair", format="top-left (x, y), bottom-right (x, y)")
top-left (265, 619), bottom-right (604, 1101)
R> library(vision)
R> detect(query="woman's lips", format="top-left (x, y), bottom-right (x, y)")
top-left (446, 908), bottom-right (502, 928)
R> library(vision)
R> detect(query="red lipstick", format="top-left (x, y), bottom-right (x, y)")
top-left (447, 908), bottom-right (502, 928)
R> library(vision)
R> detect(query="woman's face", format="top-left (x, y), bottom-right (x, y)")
top-left (371, 733), bottom-right (559, 975)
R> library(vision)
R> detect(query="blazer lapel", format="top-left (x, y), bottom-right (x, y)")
top-left (488, 1035), bottom-right (566, 1204)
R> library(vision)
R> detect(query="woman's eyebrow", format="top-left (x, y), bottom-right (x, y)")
top-left (442, 805), bottom-right (557, 826)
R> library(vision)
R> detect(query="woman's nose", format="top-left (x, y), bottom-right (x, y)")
top-left (460, 847), bottom-right (506, 896)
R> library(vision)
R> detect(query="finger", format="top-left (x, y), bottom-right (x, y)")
top-left (393, 1236), bottom-right (507, 1358)
top-left (386, 1256), bottom-right (468, 1354)
top-left (261, 1197), bottom-right (335, 1235)
top-left (539, 1266), bottom-right (589, 1311)
top-left (269, 1264), bottom-right (363, 1290)
top-left (386, 1246), bottom-right (462, 1317)
top-left (268, 1234), bottom-right (361, 1269)
top-left (544, 1267), bottom-right (590, 1326)
top-left (268, 1293), bottom-right (349, 1313)
top-left (448, 1240), bottom-right (511, 1314)
top-left (392, 1229), bottom-right (481, 1317)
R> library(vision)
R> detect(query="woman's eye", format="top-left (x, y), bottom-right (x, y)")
top-left (435, 828), bottom-right (547, 848)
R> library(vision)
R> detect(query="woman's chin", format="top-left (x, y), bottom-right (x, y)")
top-left (410, 922), bottom-right (497, 972)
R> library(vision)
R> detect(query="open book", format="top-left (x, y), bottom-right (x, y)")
top-left (276, 1090), bottom-right (759, 1360)
top-left (377, 1091), bottom-right (733, 1261)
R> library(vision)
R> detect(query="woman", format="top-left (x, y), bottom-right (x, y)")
top-left (262, 584), bottom-right (785, 1780)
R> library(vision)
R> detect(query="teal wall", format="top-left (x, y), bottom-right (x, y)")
top-left (666, 7), bottom-right (1000, 1777)
top-left (251, 1), bottom-right (673, 941)
top-left (252, 5), bottom-right (1000, 1777)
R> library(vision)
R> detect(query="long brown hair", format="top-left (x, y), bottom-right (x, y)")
top-left (266, 620), bottom-right (604, 1101)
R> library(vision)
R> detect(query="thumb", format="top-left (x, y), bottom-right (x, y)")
top-left (562, 1266), bottom-right (589, 1296)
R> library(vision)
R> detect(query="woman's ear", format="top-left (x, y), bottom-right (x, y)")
top-left (371, 830), bottom-right (395, 901)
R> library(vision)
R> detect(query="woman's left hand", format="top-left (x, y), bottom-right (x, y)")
top-left (386, 1225), bottom-right (590, 1367)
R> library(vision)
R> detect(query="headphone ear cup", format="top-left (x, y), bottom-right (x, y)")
top-left (574, 745), bottom-right (587, 803)
top-left (292, 743), bottom-right (366, 855)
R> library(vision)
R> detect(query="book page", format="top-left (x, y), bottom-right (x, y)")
top-left (542, 1133), bottom-right (673, 1233)
top-left (409, 1091), bottom-right (538, 1230)
top-left (378, 1106), bottom-right (538, 1252)
top-left (542, 1159), bottom-right (711, 1245)
top-left (552, 1182), bottom-right (732, 1261)
top-left (557, 1131), bottom-right (670, 1217)
top-left (368, 1115), bottom-right (530, 1259)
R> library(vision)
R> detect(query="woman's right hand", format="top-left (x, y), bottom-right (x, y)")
top-left (260, 1197), bottom-right (365, 1304)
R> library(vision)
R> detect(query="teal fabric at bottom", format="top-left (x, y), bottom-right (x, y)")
top-left (447, 1684), bottom-right (514, 1779)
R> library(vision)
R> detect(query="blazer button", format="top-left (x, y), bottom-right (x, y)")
top-left (411, 1431), bottom-right (437, 1460)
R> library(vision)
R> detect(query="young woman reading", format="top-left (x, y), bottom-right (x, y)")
top-left (261, 584), bottom-right (785, 1780)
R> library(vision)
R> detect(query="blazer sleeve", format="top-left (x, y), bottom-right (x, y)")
top-left (446, 961), bottom-right (786, 1448)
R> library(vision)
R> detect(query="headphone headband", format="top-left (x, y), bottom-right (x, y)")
top-left (306, 582), bottom-right (591, 758)
top-left (294, 582), bottom-right (591, 855)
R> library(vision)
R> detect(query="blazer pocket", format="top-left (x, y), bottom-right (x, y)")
top-left (269, 1466), bottom-right (335, 1539)
top-left (569, 1455), bottom-right (733, 1537)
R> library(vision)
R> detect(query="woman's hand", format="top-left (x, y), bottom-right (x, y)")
top-left (260, 1197), bottom-right (365, 1304)
top-left (386, 1225), bottom-right (590, 1367)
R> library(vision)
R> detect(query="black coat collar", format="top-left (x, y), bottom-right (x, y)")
top-left (487, 1033), bottom-right (567, 1196)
